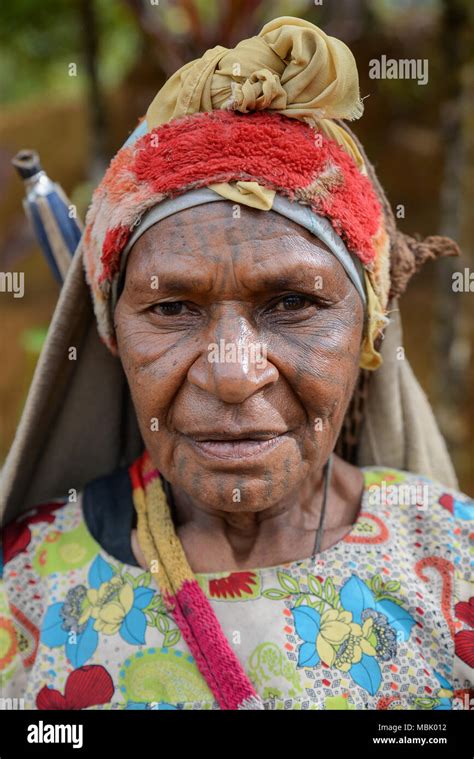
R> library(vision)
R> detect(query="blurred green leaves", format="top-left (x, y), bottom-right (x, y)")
top-left (0, 0), bottom-right (140, 105)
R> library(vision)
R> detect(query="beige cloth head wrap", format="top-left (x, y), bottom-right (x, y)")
top-left (146, 16), bottom-right (366, 170)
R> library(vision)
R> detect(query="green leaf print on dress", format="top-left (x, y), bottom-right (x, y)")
top-left (247, 642), bottom-right (304, 699)
top-left (33, 522), bottom-right (98, 575)
top-left (119, 647), bottom-right (213, 706)
top-left (324, 695), bottom-right (355, 709)
top-left (363, 469), bottom-right (405, 487)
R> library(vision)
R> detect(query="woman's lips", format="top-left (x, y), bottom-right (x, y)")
top-left (188, 434), bottom-right (288, 461)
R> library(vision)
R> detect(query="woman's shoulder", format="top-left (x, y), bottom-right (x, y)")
top-left (361, 465), bottom-right (473, 565)
top-left (361, 465), bottom-right (473, 514)
top-left (1, 460), bottom-right (135, 578)
top-left (1, 499), bottom-right (68, 575)
top-left (1, 495), bottom-right (94, 579)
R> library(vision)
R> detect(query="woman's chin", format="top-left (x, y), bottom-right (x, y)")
top-left (188, 478), bottom-right (294, 513)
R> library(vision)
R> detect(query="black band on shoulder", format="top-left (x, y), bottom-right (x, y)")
top-left (82, 466), bottom-right (140, 567)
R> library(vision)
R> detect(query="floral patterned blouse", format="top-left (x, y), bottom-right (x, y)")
top-left (1, 466), bottom-right (472, 711)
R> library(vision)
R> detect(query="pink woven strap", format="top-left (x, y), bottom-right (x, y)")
top-left (129, 452), bottom-right (265, 710)
top-left (163, 581), bottom-right (265, 710)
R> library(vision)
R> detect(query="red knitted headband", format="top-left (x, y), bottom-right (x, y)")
top-left (83, 110), bottom-right (390, 366)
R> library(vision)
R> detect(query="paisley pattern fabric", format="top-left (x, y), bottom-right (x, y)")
top-left (1, 467), bottom-right (472, 710)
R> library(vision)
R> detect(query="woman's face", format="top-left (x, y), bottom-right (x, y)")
top-left (114, 202), bottom-right (364, 513)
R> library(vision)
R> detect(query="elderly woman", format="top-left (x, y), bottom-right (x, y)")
top-left (0, 17), bottom-right (472, 712)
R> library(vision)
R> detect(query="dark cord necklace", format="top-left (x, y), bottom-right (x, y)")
top-left (162, 477), bottom-right (176, 511)
top-left (312, 453), bottom-right (333, 557)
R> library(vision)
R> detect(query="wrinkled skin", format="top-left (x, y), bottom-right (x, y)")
top-left (115, 202), bottom-right (365, 572)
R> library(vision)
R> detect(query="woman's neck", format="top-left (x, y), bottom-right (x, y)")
top-left (131, 454), bottom-right (365, 574)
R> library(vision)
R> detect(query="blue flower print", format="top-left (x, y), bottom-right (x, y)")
top-left (41, 555), bottom-right (155, 666)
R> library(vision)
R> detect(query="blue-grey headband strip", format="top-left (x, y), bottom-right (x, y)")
top-left (111, 188), bottom-right (367, 310)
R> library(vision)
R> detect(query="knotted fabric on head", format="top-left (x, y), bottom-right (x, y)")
top-left (146, 16), bottom-right (366, 171)
top-left (146, 16), bottom-right (363, 125)
top-left (83, 17), bottom-right (395, 369)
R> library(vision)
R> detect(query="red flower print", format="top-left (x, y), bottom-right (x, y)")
top-left (454, 631), bottom-right (474, 669)
top-left (36, 665), bottom-right (114, 710)
top-left (209, 571), bottom-right (258, 599)
top-left (454, 596), bottom-right (474, 668)
top-left (455, 597), bottom-right (474, 628)
top-left (2, 502), bottom-right (64, 565)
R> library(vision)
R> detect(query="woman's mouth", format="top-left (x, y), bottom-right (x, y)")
top-left (184, 432), bottom-right (289, 461)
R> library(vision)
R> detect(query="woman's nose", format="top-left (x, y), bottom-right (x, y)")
top-left (187, 318), bottom-right (279, 404)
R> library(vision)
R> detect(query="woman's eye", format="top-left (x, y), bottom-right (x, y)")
top-left (154, 301), bottom-right (186, 316)
top-left (274, 294), bottom-right (312, 311)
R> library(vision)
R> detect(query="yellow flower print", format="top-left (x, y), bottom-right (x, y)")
top-left (316, 609), bottom-right (352, 666)
top-left (93, 583), bottom-right (134, 635)
top-left (333, 618), bottom-right (377, 672)
top-left (316, 609), bottom-right (376, 669)
top-left (78, 576), bottom-right (134, 635)
top-left (94, 585), bottom-right (133, 635)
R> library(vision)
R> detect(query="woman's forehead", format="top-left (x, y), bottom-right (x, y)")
top-left (126, 202), bottom-right (349, 284)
